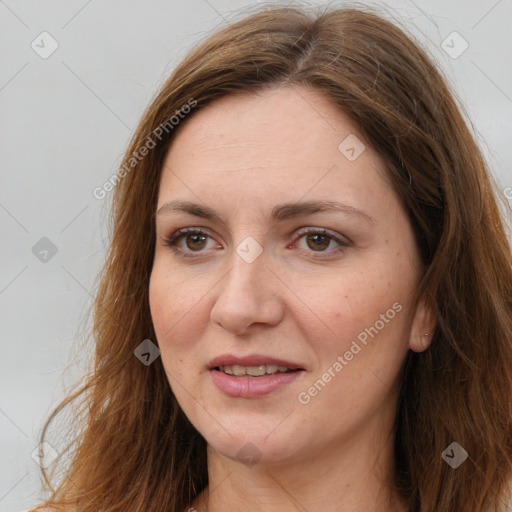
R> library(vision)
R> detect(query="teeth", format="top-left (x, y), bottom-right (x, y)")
top-left (246, 365), bottom-right (266, 377)
top-left (232, 365), bottom-right (246, 376)
top-left (218, 364), bottom-right (292, 376)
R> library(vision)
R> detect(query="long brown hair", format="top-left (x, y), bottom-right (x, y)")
top-left (31, 4), bottom-right (512, 512)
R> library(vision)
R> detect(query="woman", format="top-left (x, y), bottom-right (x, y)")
top-left (29, 4), bottom-right (512, 512)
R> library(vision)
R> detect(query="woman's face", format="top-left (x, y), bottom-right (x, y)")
top-left (149, 86), bottom-right (432, 466)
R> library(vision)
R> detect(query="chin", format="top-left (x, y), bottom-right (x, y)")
top-left (199, 418), bottom-right (309, 467)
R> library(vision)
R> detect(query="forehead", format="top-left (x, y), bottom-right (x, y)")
top-left (158, 86), bottom-right (392, 212)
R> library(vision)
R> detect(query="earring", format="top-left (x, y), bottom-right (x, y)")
top-left (422, 333), bottom-right (430, 349)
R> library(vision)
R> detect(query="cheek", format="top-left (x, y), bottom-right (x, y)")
top-left (296, 266), bottom-right (391, 329)
top-left (149, 266), bottom-right (188, 367)
top-left (148, 268), bottom-right (172, 338)
top-left (149, 264), bottom-right (208, 370)
top-left (298, 278), bottom-right (410, 411)
top-left (149, 262), bottom-right (196, 336)
top-left (293, 259), bottom-right (413, 361)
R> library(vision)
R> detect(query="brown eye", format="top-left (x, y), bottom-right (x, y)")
top-left (184, 233), bottom-right (208, 251)
top-left (163, 228), bottom-right (217, 257)
top-left (293, 228), bottom-right (351, 258)
top-left (305, 233), bottom-right (331, 251)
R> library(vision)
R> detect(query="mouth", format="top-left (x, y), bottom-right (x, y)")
top-left (208, 354), bottom-right (304, 374)
top-left (208, 355), bottom-right (305, 397)
top-left (215, 364), bottom-right (299, 376)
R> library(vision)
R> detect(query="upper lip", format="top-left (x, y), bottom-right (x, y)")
top-left (208, 354), bottom-right (304, 371)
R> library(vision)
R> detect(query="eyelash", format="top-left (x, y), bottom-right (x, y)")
top-left (162, 227), bottom-right (351, 260)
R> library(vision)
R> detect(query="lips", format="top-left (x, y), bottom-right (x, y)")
top-left (208, 354), bottom-right (305, 398)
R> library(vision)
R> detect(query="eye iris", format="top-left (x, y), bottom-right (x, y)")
top-left (186, 233), bottom-right (207, 251)
top-left (306, 233), bottom-right (329, 251)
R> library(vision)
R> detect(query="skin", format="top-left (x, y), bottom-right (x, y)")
top-left (149, 85), bottom-right (436, 512)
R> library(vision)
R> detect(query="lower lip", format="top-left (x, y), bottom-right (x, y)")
top-left (210, 369), bottom-right (304, 398)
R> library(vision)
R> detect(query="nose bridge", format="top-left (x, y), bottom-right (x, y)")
top-left (210, 238), bottom-right (283, 333)
top-left (222, 239), bottom-right (268, 301)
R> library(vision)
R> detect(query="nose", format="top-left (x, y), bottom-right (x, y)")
top-left (209, 246), bottom-right (284, 335)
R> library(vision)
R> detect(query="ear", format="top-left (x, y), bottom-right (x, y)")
top-left (408, 292), bottom-right (437, 352)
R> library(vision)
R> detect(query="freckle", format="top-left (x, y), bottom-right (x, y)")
top-left (385, 239), bottom-right (389, 244)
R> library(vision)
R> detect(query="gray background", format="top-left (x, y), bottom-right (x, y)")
top-left (1, 0), bottom-right (511, 510)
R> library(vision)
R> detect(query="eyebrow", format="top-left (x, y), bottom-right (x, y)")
top-left (156, 199), bottom-right (376, 224)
